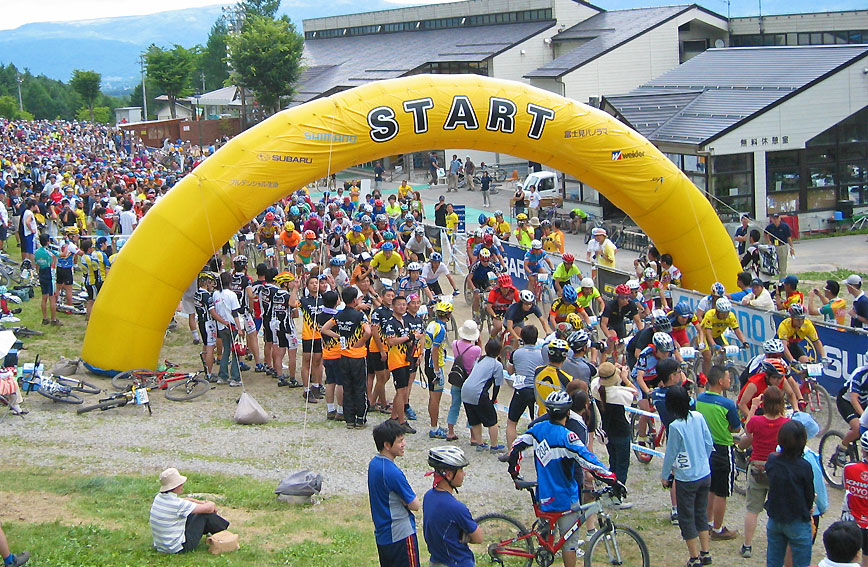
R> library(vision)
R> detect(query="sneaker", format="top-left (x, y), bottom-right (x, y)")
top-left (834, 445), bottom-right (850, 467)
top-left (346, 421), bottom-right (355, 429)
top-left (475, 443), bottom-right (489, 452)
top-left (687, 558), bottom-right (702, 567)
top-left (229, 380), bottom-right (242, 387)
top-left (326, 410), bottom-right (336, 420)
top-left (255, 363), bottom-right (266, 373)
top-left (497, 452), bottom-right (511, 462)
top-left (336, 413), bottom-right (344, 421)
top-left (239, 362), bottom-right (250, 371)
top-left (313, 385), bottom-right (325, 399)
top-left (739, 545), bottom-right (752, 558)
top-left (670, 510), bottom-right (679, 525)
top-left (700, 551), bottom-right (712, 565)
top-left (216, 378), bottom-right (229, 385)
top-left (612, 499), bottom-right (633, 510)
top-left (355, 419), bottom-right (367, 429)
top-left (429, 428), bottom-right (447, 439)
top-left (193, 338), bottom-right (201, 345)
top-left (303, 390), bottom-right (319, 404)
top-left (490, 444), bottom-right (506, 454)
top-left (400, 421), bottom-right (417, 434)
top-left (42, 318), bottom-right (50, 325)
top-left (7, 552), bottom-right (30, 567)
top-left (405, 406), bottom-right (417, 420)
top-left (710, 527), bottom-right (738, 541)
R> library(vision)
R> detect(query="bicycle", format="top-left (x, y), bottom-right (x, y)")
top-left (474, 479), bottom-right (649, 567)
top-left (20, 358), bottom-right (101, 405)
top-left (536, 272), bottom-right (554, 306)
top-left (109, 355), bottom-right (211, 402)
top-left (819, 430), bottom-right (860, 489)
top-left (420, 295), bottom-right (459, 342)
top-left (77, 384), bottom-right (155, 415)
top-left (789, 361), bottom-right (833, 436)
top-left (629, 406), bottom-right (665, 464)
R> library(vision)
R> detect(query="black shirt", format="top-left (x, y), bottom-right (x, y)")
top-left (504, 302), bottom-right (542, 325)
top-left (765, 222), bottom-right (792, 247)
top-left (765, 453), bottom-right (814, 522)
top-left (434, 203), bottom-right (447, 227)
top-left (602, 299), bottom-right (639, 329)
top-left (734, 225), bottom-right (749, 255)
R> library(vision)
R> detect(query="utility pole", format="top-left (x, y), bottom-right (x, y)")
top-left (140, 54), bottom-right (148, 121)
top-left (201, 71), bottom-right (206, 93)
top-left (16, 72), bottom-right (23, 112)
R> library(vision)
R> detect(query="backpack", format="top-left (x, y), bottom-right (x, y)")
top-left (448, 342), bottom-right (473, 387)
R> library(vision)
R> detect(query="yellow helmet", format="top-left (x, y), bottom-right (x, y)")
top-left (198, 271), bottom-right (217, 282)
top-left (516, 213), bottom-right (528, 221)
top-left (284, 221), bottom-right (294, 231)
top-left (435, 301), bottom-right (454, 314)
top-left (63, 225), bottom-right (80, 236)
top-left (274, 271), bottom-right (295, 284)
top-left (567, 312), bottom-right (583, 330)
top-left (487, 217), bottom-right (496, 227)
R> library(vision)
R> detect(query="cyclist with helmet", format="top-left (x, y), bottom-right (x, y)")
top-left (548, 284), bottom-right (583, 328)
top-left (507, 390), bottom-right (623, 567)
top-left (325, 257), bottom-right (349, 291)
top-left (533, 339), bottom-right (579, 418)
top-left (505, 289), bottom-right (552, 346)
top-left (471, 231), bottom-right (504, 266)
top-left (257, 211), bottom-right (280, 246)
top-left (552, 253), bottom-right (581, 295)
top-left (600, 284), bottom-right (643, 354)
top-left (777, 303), bottom-right (826, 364)
top-left (513, 214), bottom-right (534, 247)
top-left (699, 297), bottom-right (749, 376)
top-left (279, 221), bottom-right (301, 256)
top-left (230, 255), bottom-right (264, 372)
top-left (424, 301), bottom-right (455, 431)
top-left (294, 230), bottom-right (321, 268)
top-left (348, 224), bottom-right (369, 255)
top-left (833, 363), bottom-right (868, 467)
top-left (632, 332), bottom-right (677, 443)
top-left (696, 282), bottom-right (726, 322)
top-left (624, 279), bottom-right (650, 318)
top-left (194, 271), bottom-right (233, 376)
top-left (56, 225), bottom-right (83, 310)
top-left (371, 242), bottom-right (404, 292)
top-left (626, 310), bottom-right (672, 368)
top-left (736, 359), bottom-right (790, 419)
top-left (492, 210), bottom-right (510, 242)
top-left (422, 253), bottom-right (458, 296)
top-left (351, 252), bottom-right (374, 286)
top-left (639, 266), bottom-right (668, 312)
top-left (397, 263), bottom-right (434, 303)
top-left (576, 277), bottom-right (605, 318)
top-left (271, 272), bottom-right (301, 388)
top-left (668, 301), bottom-right (700, 350)
top-left (486, 274), bottom-right (518, 338)
top-left (524, 239), bottom-right (554, 299)
top-left (404, 227), bottom-right (432, 263)
top-left (423, 446), bottom-right (482, 567)
top-left (326, 225), bottom-right (350, 259)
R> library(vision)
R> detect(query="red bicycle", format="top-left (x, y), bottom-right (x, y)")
top-left (110, 354), bottom-right (211, 401)
top-left (474, 480), bottom-right (649, 567)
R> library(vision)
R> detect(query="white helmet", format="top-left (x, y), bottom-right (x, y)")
top-left (763, 338), bottom-right (785, 354)
top-left (580, 277), bottom-right (594, 288)
top-left (519, 289), bottom-right (536, 303)
top-left (626, 279), bottom-right (640, 291)
top-left (531, 239), bottom-right (542, 250)
top-left (715, 297), bottom-right (732, 313)
top-left (428, 446), bottom-right (470, 471)
top-left (407, 262), bottom-right (422, 272)
top-left (643, 266), bottom-right (656, 279)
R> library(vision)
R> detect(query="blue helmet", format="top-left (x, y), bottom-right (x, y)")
top-left (352, 224), bottom-right (362, 232)
top-left (674, 302), bottom-right (693, 317)
top-left (382, 242), bottom-right (395, 251)
top-left (289, 206), bottom-right (300, 216)
top-left (329, 257), bottom-right (346, 266)
top-left (430, 252), bottom-right (442, 261)
top-left (333, 225), bottom-right (344, 235)
top-left (478, 214), bottom-right (488, 225)
top-left (562, 284), bottom-right (578, 303)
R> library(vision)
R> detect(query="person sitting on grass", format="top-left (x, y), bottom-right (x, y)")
top-left (149, 468), bottom-right (229, 554)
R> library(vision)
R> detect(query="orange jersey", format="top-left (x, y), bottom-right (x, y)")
top-left (280, 230), bottom-right (301, 249)
top-left (299, 295), bottom-right (323, 340)
top-left (383, 315), bottom-right (411, 371)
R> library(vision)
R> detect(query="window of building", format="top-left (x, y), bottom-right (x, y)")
top-left (408, 61), bottom-right (489, 76)
top-left (732, 30), bottom-right (868, 47)
top-left (711, 153), bottom-right (754, 216)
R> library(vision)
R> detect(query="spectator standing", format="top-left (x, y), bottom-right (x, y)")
top-left (661, 385), bottom-right (714, 567)
top-left (447, 322), bottom-right (481, 442)
top-left (428, 152), bottom-right (439, 186)
top-left (118, 200), bottom-right (137, 236)
top-left (734, 213), bottom-right (751, 255)
top-left (373, 161), bottom-right (385, 191)
top-left (461, 338), bottom-right (505, 453)
top-left (434, 196), bottom-right (447, 228)
top-left (480, 171), bottom-right (491, 207)
top-left (591, 362), bottom-right (637, 499)
top-left (586, 228), bottom-right (617, 268)
top-left (20, 198), bottom-right (38, 262)
top-left (765, 420), bottom-right (815, 567)
top-left (844, 275), bottom-right (868, 329)
top-left (464, 155), bottom-right (476, 192)
top-left (447, 155), bottom-right (462, 193)
top-left (0, 189), bottom-right (8, 253)
top-left (213, 271), bottom-right (245, 387)
top-left (34, 233), bottom-right (61, 326)
top-left (529, 185), bottom-right (542, 220)
top-left (766, 213), bottom-right (795, 275)
top-left (367, 420), bottom-right (421, 567)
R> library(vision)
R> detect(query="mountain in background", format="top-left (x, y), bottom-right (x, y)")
top-left (0, 0), bottom-right (863, 92)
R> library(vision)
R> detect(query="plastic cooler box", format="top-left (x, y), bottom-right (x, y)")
top-left (18, 363), bottom-right (44, 392)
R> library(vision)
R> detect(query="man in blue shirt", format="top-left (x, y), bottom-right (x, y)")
top-left (508, 391), bottom-right (621, 567)
top-left (423, 447), bottom-right (481, 567)
top-left (368, 420), bottom-right (421, 567)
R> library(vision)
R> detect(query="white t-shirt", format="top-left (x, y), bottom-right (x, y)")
top-left (118, 209), bottom-right (137, 235)
top-left (150, 492), bottom-right (197, 553)
top-left (212, 288), bottom-right (240, 330)
top-left (422, 262), bottom-right (449, 284)
top-left (529, 189), bottom-right (541, 209)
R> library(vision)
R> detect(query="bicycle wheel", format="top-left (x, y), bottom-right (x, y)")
top-left (819, 430), bottom-right (851, 489)
top-left (165, 377), bottom-right (210, 401)
top-left (36, 386), bottom-right (83, 404)
top-left (474, 513), bottom-right (534, 567)
top-left (494, 169), bottom-right (507, 183)
top-left (449, 314), bottom-right (458, 342)
top-left (54, 375), bottom-right (100, 395)
top-left (629, 411), bottom-right (654, 464)
top-left (463, 279), bottom-right (474, 306)
top-left (76, 397), bottom-right (130, 414)
top-left (806, 383), bottom-right (833, 437)
top-left (727, 362), bottom-right (745, 398)
top-left (585, 524), bottom-right (650, 567)
top-left (111, 369), bottom-right (153, 391)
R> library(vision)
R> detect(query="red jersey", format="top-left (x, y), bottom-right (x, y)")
top-left (845, 462), bottom-right (868, 528)
top-left (487, 286), bottom-right (517, 314)
top-left (737, 372), bottom-right (770, 408)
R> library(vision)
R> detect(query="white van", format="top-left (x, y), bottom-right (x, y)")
top-left (519, 171), bottom-right (560, 200)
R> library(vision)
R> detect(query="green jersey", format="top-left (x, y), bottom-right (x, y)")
top-left (35, 246), bottom-right (54, 270)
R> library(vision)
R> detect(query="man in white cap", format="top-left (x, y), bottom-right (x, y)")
top-left (844, 274), bottom-right (867, 329)
top-left (149, 468), bottom-right (229, 554)
top-left (586, 228), bottom-right (617, 268)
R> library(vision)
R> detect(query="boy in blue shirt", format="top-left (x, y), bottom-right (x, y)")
top-left (423, 447), bottom-right (481, 567)
top-left (368, 419), bottom-right (421, 567)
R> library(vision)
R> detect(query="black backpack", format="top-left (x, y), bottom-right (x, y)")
top-left (448, 342), bottom-right (473, 387)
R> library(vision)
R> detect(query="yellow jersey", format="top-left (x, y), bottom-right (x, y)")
top-left (777, 318), bottom-right (818, 343)
top-left (445, 212), bottom-right (459, 233)
top-left (700, 310), bottom-right (739, 339)
top-left (371, 250), bottom-right (404, 273)
top-left (533, 365), bottom-right (573, 418)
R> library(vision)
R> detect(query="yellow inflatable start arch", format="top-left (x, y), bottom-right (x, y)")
top-left (82, 74), bottom-right (739, 371)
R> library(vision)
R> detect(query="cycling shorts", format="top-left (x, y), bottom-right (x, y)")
top-left (262, 317), bottom-right (274, 344)
top-left (786, 341), bottom-right (807, 361)
top-left (262, 236), bottom-right (276, 247)
top-left (242, 312), bottom-right (257, 335)
top-left (507, 387), bottom-right (536, 423)
top-left (302, 338), bottom-right (322, 354)
top-left (367, 350), bottom-right (387, 372)
top-left (392, 366), bottom-right (411, 389)
top-left (670, 328), bottom-right (690, 348)
top-left (526, 262), bottom-right (542, 273)
top-left (837, 388), bottom-right (860, 423)
top-left (56, 267), bottom-right (73, 286)
top-left (297, 254), bottom-right (312, 265)
top-left (198, 319), bottom-right (217, 347)
top-left (38, 267), bottom-right (54, 296)
top-left (699, 335), bottom-right (728, 352)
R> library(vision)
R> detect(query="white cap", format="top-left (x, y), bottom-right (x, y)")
top-left (591, 227), bottom-right (607, 236)
top-left (845, 274), bottom-right (863, 287)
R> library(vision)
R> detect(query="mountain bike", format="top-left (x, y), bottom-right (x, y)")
top-left (789, 361), bottom-right (833, 436)
top-left (475, 479), bottom-right (649, 567)
top-left (109, 355), bottom-right (211, 401)
top-left (819, 430), bottom-right (860, 489)
top-left (77, 384), bottom-right (154, 415)
top-left (20, 357), bottom-right (101, 405)
top-left (630, 406), bottom-right (666, 464)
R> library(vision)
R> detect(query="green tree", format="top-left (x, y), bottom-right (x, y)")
top-left (76, 106), bottom-right (111, 123)
top-left (0, 95), bottom-right (18, 119)
top-left (70, 69), bottom-right (101, 122)
top-left (228, 14), bottom-right (304, 114)
top-left (145, 44), bottom-right (198, 119)
top-left (240, 0), bottom-right (281, 19)
top-left (200, 19), bottom-right (231, 92)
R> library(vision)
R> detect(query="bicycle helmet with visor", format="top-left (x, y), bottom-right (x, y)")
top-left (562, 253), bottom-right (575, 263)
top-left (652, 332), bottom-right (675, 353)
top-left (547, 338), bottom-right (570, 362)
top-left (497, 273), bottom-right (513, 287)
top-left (763, 339), bottom-right (785, 354)
top-left (544, 390), bottom-right (573, 419)
top-left (232, 254), bottom-right (248, 266)
top-left (530, 239), bottom-right (543, 250)
top-left (561, 284), bottom-right (578, 303)
top-left (567, 330), bottom-right (590, 352)
top-left (407, 262), bottom-right (422, 272)
top-left (428, 446), bottom-right (470, 471)
top-left (715, 297), bottom-right (732, 313)
top-left (674, 302), bottom-right (693, 318)
top-left (652, 314), bottom-right (672, 333)
top-left (615, 283), bottom-right (631, 296)
top-left (519, 289), bottom-right (535, 303)
top-left (711, 282), bottom-right (726, 296)
top-left (788, 303), bottom-right (806, 319)
top-left (274, 272), bottom-right (294, 284)
top-left (435, 301), bottom-right (454, 315)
